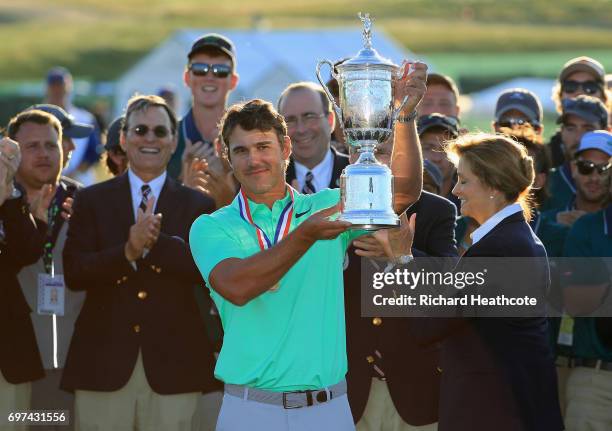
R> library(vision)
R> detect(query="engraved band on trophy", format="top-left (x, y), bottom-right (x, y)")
top-left (316, 12), bottom-right (409, 229)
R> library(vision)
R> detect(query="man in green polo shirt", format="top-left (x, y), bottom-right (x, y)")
top-left (189, 63), bottom-right (426, 430)
top-left (562, 130), bottom-right (612, 431)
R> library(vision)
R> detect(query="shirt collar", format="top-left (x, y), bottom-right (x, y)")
top-left (128, 168), bottom-right (167, 205)
top-left (294, 149), bottom-right (334, 191)
top-left (232, 185), bottom-right (297, 216)
top-left (470, 203), bottom-right (523, 245)
top-left (183, 108), bottom-right (207, 145)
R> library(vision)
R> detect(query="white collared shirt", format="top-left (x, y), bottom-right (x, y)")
top-left (470, 203), bottom-right (523, 246)
top-left (294, 149), bottom-right (334, 192)
top-left (127, 168), bottom-right (166, 220)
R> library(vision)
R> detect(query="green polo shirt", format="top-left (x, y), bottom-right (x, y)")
top-left (563, 206), bottom-right (612, 361)
top-left (189, 187), bottom-right (364, 391)
top-left (541, 164), bottom-right (575, 212)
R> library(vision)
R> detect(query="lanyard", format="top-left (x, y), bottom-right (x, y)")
top-left (237, 188), bottom-right (294, 251)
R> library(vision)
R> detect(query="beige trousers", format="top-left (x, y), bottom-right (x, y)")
top-left (0, 372), bottom-right (31, 431)
top-left (356, 378), bottom-right (437, 431)
top-left (565, 366), bottom-right (612, 431)
top-left (74, 352), bottom-right (199, 431)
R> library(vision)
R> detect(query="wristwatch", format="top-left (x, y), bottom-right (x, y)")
top-left (8, 182), bottom-right (21, 199)
top-left (397, 111), bottom-right (417, 123)
top-left (395, 254), bottom-right (414, 265)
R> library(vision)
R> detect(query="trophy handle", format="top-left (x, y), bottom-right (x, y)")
top-left (316, 59), bottom-right (343, 125)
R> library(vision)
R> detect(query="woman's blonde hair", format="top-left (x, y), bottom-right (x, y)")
top-left (446, 133), bottom-right (536, 220)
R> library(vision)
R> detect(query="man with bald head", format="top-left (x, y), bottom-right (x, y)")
top-left (278, 82), bottom-right (349, 192)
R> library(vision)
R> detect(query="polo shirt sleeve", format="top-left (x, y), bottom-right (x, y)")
top-left (189, 213), bottom-right (245, 286)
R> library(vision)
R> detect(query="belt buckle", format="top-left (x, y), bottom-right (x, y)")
top-left (282, 391), bottom-right (304, 409)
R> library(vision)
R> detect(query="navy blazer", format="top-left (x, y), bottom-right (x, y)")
top-left (411, 212), bottom-right (564, 431)
top-left (61, 173), bottom-right (220, 394)
top-left (0, 193), bottom-right (45, 384)
top-left (345, 191), bottom-right (457, 425)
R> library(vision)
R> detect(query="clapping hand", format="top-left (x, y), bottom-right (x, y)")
top-left (125, 196), bottom-right (162, 261)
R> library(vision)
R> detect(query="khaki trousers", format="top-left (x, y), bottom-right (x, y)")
top-left (565, 366), bottom-right (612, 431)
top-left (356, 379), bottom-right (437, 431)
top-left (74, 352), bottom-right (199, 431)
top-left (0, 372), bottom-right (31, 431)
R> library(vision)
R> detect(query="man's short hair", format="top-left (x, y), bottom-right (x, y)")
top-left (426, 73), bottom-right (460, 102)
top-left (123, 95), bottom-right (177, 135)
top-left (7, 109), bottom-right (63, 143)
top-left (220, 99), bottom-right (287, 156)
top-left (277, 82), bottom-right (331, 116)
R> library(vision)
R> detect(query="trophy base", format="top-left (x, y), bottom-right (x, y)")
top-left (339, 211), bottom-right (400, 230)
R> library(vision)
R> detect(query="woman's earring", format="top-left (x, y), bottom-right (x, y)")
top-left (490, 195), bottom-right (495, 199)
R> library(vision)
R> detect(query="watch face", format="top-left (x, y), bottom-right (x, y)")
top-left (11, 185), bottom-right (21, 199)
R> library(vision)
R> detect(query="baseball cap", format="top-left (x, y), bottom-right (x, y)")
top-left (27, 104), bottom-right (93, 139)
top-left (104, 116), bottom-right (124, 151)
top-left (559, 56), bottom-right (605, 83)
top-left (423, 159), bottom-right (443, 190)
top-left (575, 130), bottom-right (612, 157)
top-left (188, 33), bottom-right (236, 64)
top-left (557, 95), bottom-right (609, 129)
top-left (417, 114), bottom-right (460, 138)
top-left (495, 88), bottom-right (543, 126)
top-left (46, 66), bottom-right (72, 85)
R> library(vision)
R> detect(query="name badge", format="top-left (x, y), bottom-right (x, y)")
top-left (557, 313), bottom-right (574, 347)
top-left (37, 273), bottom-right (65, 316)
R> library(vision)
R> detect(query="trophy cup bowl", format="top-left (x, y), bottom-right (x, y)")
top-left (316, 12), bottom-right (408, 229)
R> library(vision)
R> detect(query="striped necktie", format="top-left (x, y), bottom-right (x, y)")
top-left (302, 171), bottom-right (316, 194)
top-left (139, 184), bottom-right (152, 213)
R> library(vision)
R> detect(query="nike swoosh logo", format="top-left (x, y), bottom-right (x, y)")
top-left (295, 209), bottom-right (311, 218)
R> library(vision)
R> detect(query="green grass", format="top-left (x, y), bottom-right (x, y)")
top-left (1, 0), bottom-right (612, 81)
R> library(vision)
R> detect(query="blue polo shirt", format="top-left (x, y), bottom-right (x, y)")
top-left (563, 205), bottom-right (612, 361)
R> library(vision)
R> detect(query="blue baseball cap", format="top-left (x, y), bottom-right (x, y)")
top-left (28, 104), bottom-right (93, 139)
top-left (46, 66), bottom-right (71, 85)
top-left (575, 130), bottom-right (612, 157)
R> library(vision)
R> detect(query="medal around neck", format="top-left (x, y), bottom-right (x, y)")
top-left (317, 12), bottom-right (408, 230)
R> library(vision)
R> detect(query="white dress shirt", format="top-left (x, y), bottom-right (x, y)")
top-left (294, 149), bottom-right (334, 192)
top-left (470, 203), bottom-right (523, 246)
top-left (127, 168), bottom-right (166, 221)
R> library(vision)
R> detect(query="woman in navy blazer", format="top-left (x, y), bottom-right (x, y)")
top-left (373, 133), bottom-right (564, 431)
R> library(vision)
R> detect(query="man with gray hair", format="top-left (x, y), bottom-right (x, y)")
top-left (61, 95), bottom-right (219, 430)
top-left (278, 81), bottom-right (350, 193)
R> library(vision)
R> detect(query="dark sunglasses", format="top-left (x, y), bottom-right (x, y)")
top-left (131, 125), bottom-right (171, 138)
top-left (498, 117), bottom-right (540, 128)
top-left (189, 63), bottom-right (232, 78)
top-left (575, 159), bottom-right (612, 176)
top-left (562, 80), bottom-right (602, 96)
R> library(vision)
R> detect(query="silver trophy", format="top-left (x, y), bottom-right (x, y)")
top-left (317, 12), bottom-right (408, 229)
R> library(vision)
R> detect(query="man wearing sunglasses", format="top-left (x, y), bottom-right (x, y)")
top-left (61, 95), bottom-right (219, 431)
top-left (167, 33), bottom-right (239, 183)
top-left (493, 88), bottom-right (544, 141)
top-left (549, 56), bottom-right (610, 167)
top-left (543, 130), bottom-right (612, 230)
top-left (560, 130), bottom-right (612, 431)
top-left (544, 95), bottom-right (609, 213)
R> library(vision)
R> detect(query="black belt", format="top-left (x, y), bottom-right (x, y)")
top-left (572, 358), bottom-right (612, 371)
